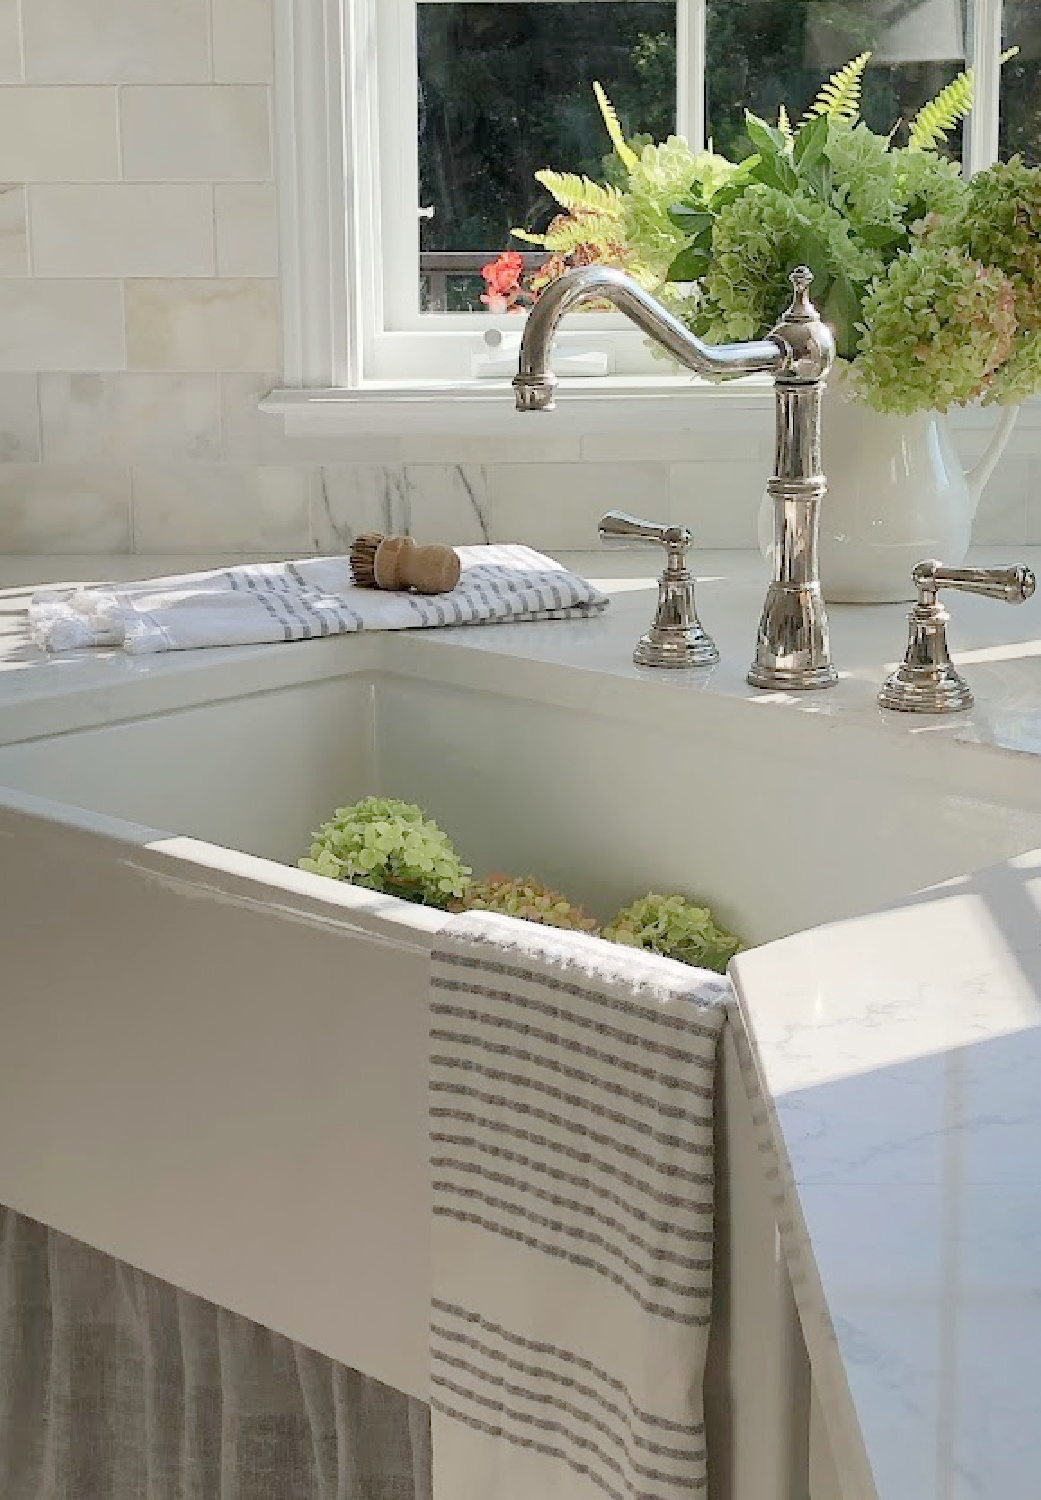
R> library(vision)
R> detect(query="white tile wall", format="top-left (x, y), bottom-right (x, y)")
top-left (39, 374), bottom-right (222, 462)
top-left (0, 87), bottom-right (119, 180)
top-left (0, 0), bottom-right (1035, 558)
top-left (132, 464), bottom-right (310, 551)
top-left (214, 183), bottom-right (278, 277)
top-left (0, 183), bottom-right (27, 276)
top-left (211, 0), bottom-right (274, 84)
top-left (0, 0), bottom-right (21, 82)
top-left (125, 279), bottom-right (280, 371)
top-left (0, 375), bottom-right (42, 462)
top-left (22, 0), bottom-right (210, 83)
top-left (120, 86), bottom-right (271, 181)
top-left (0, 280), bottom-right (125, 370)
top-left (0, 465), bottom-right (130, 551)
top-left (30, 185), bottom-right (215, 277)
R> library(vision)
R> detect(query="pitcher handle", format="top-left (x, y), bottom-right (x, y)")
top-left (966, 404), bottom-right (1020, 514)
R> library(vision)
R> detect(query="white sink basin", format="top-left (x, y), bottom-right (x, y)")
top-left (3, 551), bottom-right (1041, 1500)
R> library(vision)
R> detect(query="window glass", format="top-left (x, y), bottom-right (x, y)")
top-left (707, 0), bottom-right (968, 161)
top-left (417, 2), bottom-right (676, 311)
top-left (1000, 0), bottom-right (1041, 165)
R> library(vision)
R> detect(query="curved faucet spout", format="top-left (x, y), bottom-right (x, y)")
top-left (512, 265), bottom-right (787, 411)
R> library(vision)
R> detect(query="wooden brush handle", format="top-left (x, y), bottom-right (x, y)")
top-left (373, 536), bottom-right (461, 595)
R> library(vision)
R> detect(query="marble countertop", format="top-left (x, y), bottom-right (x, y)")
top-left (5, 547), bottom-right (1041, 1500)
top-left (731, 849), bottom-right (1041, 1500)
top-left (3, 547), bottom-right (1041, 768)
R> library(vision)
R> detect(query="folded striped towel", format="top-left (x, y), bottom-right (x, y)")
top-left (429, 911), bottom-right (731, 1500)
top-left (28, 545), bottom-right (608, 656)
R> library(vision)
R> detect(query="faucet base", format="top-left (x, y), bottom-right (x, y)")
top-left (746, 661), bottom-right (839, 692)
top-left (634, 628), bottom-right (719, 671)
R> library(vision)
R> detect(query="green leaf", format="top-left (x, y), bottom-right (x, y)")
top-left (822, 272), bottom-right (863, 361)
top-left (750, 153), bottom-right (800, 195)
top-left (856, 221), bottom-right (906, 250)
top-left (744, 110), bottom-right (789, 160)
top-left (667, 244), bottom-right (712, 282)
top-left (798, 156), bottom-right (833, 203)
top-left (907, 68), bottom-right (973, 150)
top-left (793, 112), bottom-right (829, 170)
top-left (667, 204), bottom-right (714, 236)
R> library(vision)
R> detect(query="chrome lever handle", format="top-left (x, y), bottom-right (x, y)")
top-left (880, 558), bottom-right (1037, 714)
top-left (598, 510), bottom-right (717, 670)
top-left (914, 560), bottom-right (1036, 606)
top-left (598, 511), bottom-right (689, 551)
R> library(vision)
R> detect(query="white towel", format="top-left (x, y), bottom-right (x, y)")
top-left (429, 911), bottom-right (730, 1500)
top-left (28, 546), bottom-right (608, 655)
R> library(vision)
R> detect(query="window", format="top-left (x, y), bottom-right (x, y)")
top-left (270, 0), bottom-right (1038, 424)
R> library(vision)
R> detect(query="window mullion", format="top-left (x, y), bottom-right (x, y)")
top-left (967, 0), bottom-right (1003, 172)
top-left (676, 0), bottom-right (706, 151)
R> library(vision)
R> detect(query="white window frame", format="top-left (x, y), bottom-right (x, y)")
top-left (265, 0), bottom-right (1013, 436)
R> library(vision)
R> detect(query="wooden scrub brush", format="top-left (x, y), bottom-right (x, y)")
top-left (349, 533), bottom-right (462, 595)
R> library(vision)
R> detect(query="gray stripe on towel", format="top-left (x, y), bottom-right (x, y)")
top-left (432, 1300), bottom-right (706, 1437)
top-left (432, 1205), bottom-right (712, 1324)
top-left (431, 1126), bottom-right (713, 1214)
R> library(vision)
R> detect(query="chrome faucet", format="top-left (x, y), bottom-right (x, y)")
top-left (513, 264), bottom-right (838, 691)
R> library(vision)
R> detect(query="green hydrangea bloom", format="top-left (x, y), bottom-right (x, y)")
top-left (960, 156), bottom-right (1041, 330)
top-left (299, 796), bottom-right (471, 907)
top-left (827, 122), bottom-right (965, 238)
top-left (984, 328), bottom-right (1041, 407)
top-left (689, 185), bottom-right (880, 355)
top-left (602, 893), bottom-right (742, 975)
top-left (456, 874), bottom-right (599, 933)
top-left (853, 245), bottom-right (1017, 414)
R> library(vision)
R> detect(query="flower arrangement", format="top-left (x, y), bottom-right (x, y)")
top-left (479, 250), bottom-right (531, 313)
top-left (502, 56), bottom-right (1041, 415)
top-left (300, 799), bottom-right (742, 972)
top-left (455, 873), bottom-right (600, 932)
top-left (299, 797), bottom-right (472, 906)
top-left (602, 893), bottom-right (742, 974)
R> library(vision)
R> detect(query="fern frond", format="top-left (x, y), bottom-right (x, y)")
top-left (534, 169), bottom-right (622, 215)
top-left (908, 69), bottom-right (973, 150)
top-left (534, 214), bottom-right (622, 257)
top-left (510, 227), bottom-right (549, 246)
top-left (802, 52), bottom-right (871, 124)
top-left (777, 103), bottom-right (793, 144)
top-left (593, 81), bottom-right (639, 172)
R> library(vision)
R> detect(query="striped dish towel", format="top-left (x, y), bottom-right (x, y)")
top-left (28, 545), bottom-right (608, 655)
top-left (429, 910), bottom-right (730, 1500)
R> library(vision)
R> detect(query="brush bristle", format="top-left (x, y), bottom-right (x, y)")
top-left (349, 531), bottom-right (384, 588)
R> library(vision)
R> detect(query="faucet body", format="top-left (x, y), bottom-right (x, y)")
top-left (513, 265), bottom-right (838, 692)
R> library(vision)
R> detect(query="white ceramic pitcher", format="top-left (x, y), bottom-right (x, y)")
top-left (759, 367), bottom-right (1020, 604)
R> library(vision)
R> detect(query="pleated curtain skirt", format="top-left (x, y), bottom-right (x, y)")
top-left (0, 1207), bottom-right (432, 1500)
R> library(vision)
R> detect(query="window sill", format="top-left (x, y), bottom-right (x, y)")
top-left (260, 379), bottom-right (1041, 444)
top-left (259, 376), bottom-right (778, 438)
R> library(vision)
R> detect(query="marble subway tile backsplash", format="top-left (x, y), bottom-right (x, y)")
top-left (214, 184), bottom-right (278, 278)
top-left (0, 0), bottom-right (21, 82)
top-left (39, 374), bottom-right (222, 464)
top-left (0, 87), bottom-right (119, 180)
top-left (132, 465), bottom-right (311, 552)
top-left (21, 0), bottom-right (210, 83)
top-left (0, 0), bottom-right (1036, 559)
top-left (0, 465), bottom-right (131, 552)
top-left (120, 86), bottom-right (272, 182)
top-left (30, 185), bottom-right (215, 278)
top-left (0, 376), bottom-right (43, 463)
top-left (0, 280), bottom-right (125, 371)
top-left (125, 279), bottom-right (281, 372)
top-left (212, 0), bottom-right (275, 84)
top-left (0, 184), bottom-right (27, 276)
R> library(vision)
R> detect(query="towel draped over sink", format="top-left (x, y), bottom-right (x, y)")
top-left (428, 909), bottom-right (730, 1500)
